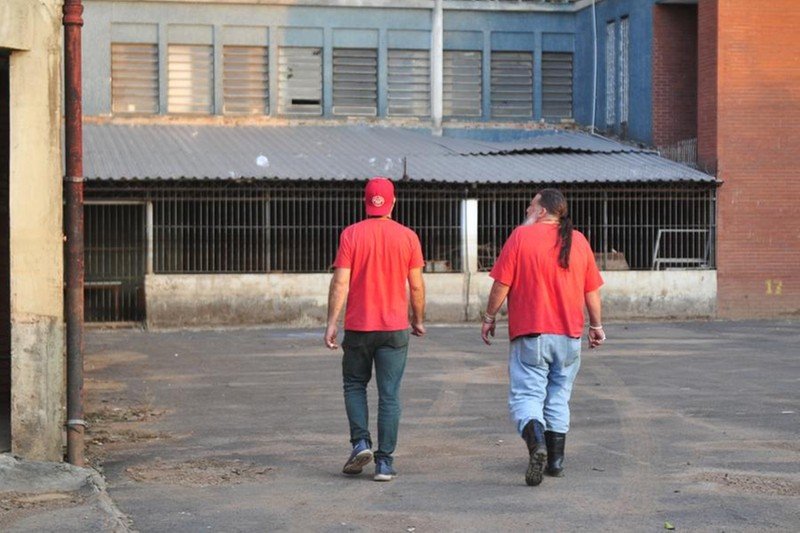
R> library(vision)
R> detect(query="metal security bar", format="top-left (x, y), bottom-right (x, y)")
top-left (476, 184), bottom-right (716, 271)
top-left (606, 22), bottom-right (616, 126)
top-left (85, 181), bottom-right (465, 276)
top-left (84, 202), bottom-right (146, 322)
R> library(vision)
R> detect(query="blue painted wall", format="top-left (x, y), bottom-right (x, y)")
top-left (83, 1), bottom-right (663, 146)
top-left (575, 0), bottom-right (659, 145)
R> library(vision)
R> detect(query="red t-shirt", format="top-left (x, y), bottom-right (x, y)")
top-left (333, 218), bottom-right (424, 331)
top-left (490, 222), bottom-right (603, 339)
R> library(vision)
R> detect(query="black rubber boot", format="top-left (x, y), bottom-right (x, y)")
top-left (521, 420), bottom-right (547, 486)
top-left (544, 431), bottom-right (566, 477)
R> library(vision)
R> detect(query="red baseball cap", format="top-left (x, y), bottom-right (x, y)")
top-left (364, 177), bottom-right (395, 216)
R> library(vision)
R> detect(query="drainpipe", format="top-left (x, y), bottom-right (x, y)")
top-left (431, 0), bottom-right (443, 136)
top-left (63, 0), bottom-right (85, 467)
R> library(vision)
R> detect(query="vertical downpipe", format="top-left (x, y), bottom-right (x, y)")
top-left (431, 0), bottom-right (443, 136)
top-left (64, 0), bottom-right (85, 466)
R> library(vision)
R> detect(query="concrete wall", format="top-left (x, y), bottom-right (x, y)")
top-left (0, 0), bottom-right (66, 461)
top-left (146, 270), bottom-right (716, 328)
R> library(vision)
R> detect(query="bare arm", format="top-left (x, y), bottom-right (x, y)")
top-left (482, 280), bottom-right (511, 345)
top-left (408, 267), bottom-right (426, 337)
top-left (584, 289), bottom-right (605, 349)
top-left (324, 268), bottom-right (351, 349)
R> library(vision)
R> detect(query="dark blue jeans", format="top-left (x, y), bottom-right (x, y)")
top-left (342, 329), bottom-right (409, 465)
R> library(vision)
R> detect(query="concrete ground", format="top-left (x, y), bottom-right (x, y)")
top-left (7, 320), bottom-right (800, 532)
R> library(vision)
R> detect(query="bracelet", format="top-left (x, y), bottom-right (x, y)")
top-left (483, 313), bottom-right (496, 324)
top-left (589, 324), bottom-right (604, 330)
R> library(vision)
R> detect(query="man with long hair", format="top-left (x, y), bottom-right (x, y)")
top-left (325, 177), bottom-right (426, 482)
top-left (481, 188), bottom-right (605, 486)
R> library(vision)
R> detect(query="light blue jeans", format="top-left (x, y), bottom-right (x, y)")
top-left (508, 334), bottom-right (582, 435)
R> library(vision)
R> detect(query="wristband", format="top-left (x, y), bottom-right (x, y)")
top-left (589, 324), bottom-right (604, 330)
top-left (483, 313), bottom-right (496, 324)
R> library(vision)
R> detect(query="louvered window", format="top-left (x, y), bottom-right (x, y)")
top-left (387, 49), bottom-right (430, 118)
top-left (542, 52), bottom-right (573, 119)
top-left (332, 48), bottom-right (377, 116)
top-left (444, 51), bottom-right (482, 118)
top-left (168, 44), bottom-right (214, 114)
top-left (111, 43), bottom-right (159, 114)
top-left (490, 51), bottom-right (533, 119)
top-left (606, 21), bottom-right (616, 125)
top-left (620, 17), bottom-right (630, 124)
top-left (223, 46), bottom-right (269, 115)
top-left (278, 47), bottom-right (322, 116)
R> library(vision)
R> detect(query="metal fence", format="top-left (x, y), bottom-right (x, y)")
top-left (84, 202), bottom-right (146, 322)
top-left (84, 180), bottom-right (716, 322)
top-left (476, 184), bottom-right (716, 271)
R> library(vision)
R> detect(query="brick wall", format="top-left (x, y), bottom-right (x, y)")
top-left (697, 0), bottom-right (717, 173)
top-left (713, 0), bottom-right (800, 317)
top-left (652, 4), bottom-right (697, 148)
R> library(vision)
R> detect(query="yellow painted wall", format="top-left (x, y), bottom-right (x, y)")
top-left (1, 0), bottom-right (66, 461)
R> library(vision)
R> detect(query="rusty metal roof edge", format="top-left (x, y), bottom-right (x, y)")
top-left (83, 175), bottom-right (718, 184)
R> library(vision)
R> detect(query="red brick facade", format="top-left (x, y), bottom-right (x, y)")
top-left (704, 0), bottom-right (800, 317)
top-left (697, 0), bottom-right (718, 174)
top-left (652, 4), bottom-right (697, 148)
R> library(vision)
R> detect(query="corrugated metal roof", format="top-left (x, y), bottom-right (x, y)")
top-left (84, 124), bottom-right (715, 184)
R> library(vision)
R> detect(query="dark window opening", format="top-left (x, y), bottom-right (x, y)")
top-left (1, 51), bottom-right (11, 451)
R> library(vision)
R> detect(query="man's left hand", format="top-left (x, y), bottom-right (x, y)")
top-left (481, 321), bottom-right (496, 345)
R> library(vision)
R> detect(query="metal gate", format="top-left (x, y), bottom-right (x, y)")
top-left (84, 202), bottom-right (146, 323)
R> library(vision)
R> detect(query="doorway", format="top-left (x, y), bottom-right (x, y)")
top-left (1, 51), bottom-right (11, 451)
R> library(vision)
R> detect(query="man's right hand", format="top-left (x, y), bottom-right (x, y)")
top-left (588, 327), bottom-right (606, 349)
top-left (411, 320), bottom-right (426, 337)
top-left (324, 324), bottom-right (339, 350)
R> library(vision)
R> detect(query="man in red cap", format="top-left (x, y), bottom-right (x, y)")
top-left (325, 177), bottom-right (426, 482)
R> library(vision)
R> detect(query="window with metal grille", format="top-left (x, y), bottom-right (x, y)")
top-left (223, 46), bottom-right (269, 115)
top-left (444, 51), bottom-right (482, 118)
top-left (387, 49), bottom-right (430, 118)
top-left (168, 44), bottom-right (214, 114)
top-left (620, 17), bottom-right (630, 125)
top-left (606, 21), bottom-right (616, 126)
top-left (111, 43), bottom-right (159, 114)
top-left (333, 48), bottom-right (378, 116)
top-left (278, 47), bottom-right (323, 115)
top-left (490, 51), bottom-right (533, 119)
top-left (541, 52), bottom-right (573, 119)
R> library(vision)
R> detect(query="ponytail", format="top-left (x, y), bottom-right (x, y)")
top-left (557, 213), bottom-right (573, 269)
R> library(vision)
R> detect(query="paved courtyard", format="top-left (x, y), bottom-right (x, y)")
top-left (75, 321), bottom-right (800, 531)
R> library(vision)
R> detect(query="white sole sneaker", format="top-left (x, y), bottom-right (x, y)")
top-left (373, 472), bottom-right (394, 482)
top-left (342, 449), bottom-right (373, 475)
